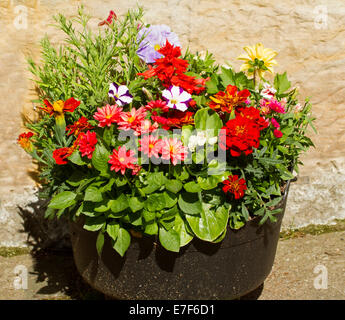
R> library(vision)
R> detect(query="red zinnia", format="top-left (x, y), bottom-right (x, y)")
top-left (220, 116), bottom-right (261, 157)
top-left (222, 175), bottom-right (247, 199)
top-left (145, 100), bottom-right (169, 113)
top-left (108, 146), bottom-right (138, 175)
top-left (78, 131), bottom-right (98, 159)
top-left (152, 110), bottom-right (194, 130)
top-left (93, 104), bottom-right (123, 127)
top-left (236, 106), bottom-right (269, 131)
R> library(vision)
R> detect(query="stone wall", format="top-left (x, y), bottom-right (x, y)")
top-left (1, 0), bottom-right (344, 246)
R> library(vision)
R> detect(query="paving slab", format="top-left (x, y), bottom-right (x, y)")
top-left (0, 231), bottom-right (344, 300)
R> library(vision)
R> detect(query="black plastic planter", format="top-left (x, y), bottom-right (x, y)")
top-left (70, 180), bottom-right (291, 300)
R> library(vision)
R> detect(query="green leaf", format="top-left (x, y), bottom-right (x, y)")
top-left (159, 226), bottom-right (180, 253)
top-left (185, 204), bottom-right (229, 241)
top-left (165, 179), bottom-right (183, 193)
top-left (142, 172), bottom-right (166, 194)
top-left (110, 194), bottom-right (129, 214)
top-left (274, 72), bottom-right (291, 95)
top-left (84, 186), bottom-right (103, 202)
top-left (83, 215), bottom-right (106, 232)
top-left (194, 108), bottom-right (222, 137)
top-left (128, 197), bottom-right (144, 213)
top-left (184, 181), bottom-right (202, 193)
top-left (197, 176), bottom-right (221, 190)
top-left (144, 222), bottom-right (158, 235)
top-left (96, 231), bottom-right (104, 256)
top-left (178, 192), bottom-right (202, 215)
top-left (48, 191), bottom-right (76, 209)
top-left (173, 213), bottom-right (193, 247)
top-left (69, 151), bottom-right (87, 166)
top-left (145, 193), bottom-right (166, 211)
top-left (206, 74), bottom-right (219, 94)
top-left (143, 210), bottom-right (156, 223)
top-left (113, 227), bottom-right (131, 257)
top-left (92, 143), bottom-right (110, 174)
top-left (106, 221), bottom-right (120, 241)
top-left (164, 191), bottom-right (178, 208)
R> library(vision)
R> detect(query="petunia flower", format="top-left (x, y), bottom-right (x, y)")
top-left (222, 175), bottom-right (247, 199)
top-left (136, 25), bottom-right (180, 63)
top-left (78, 131), bottom-right (98, 159)
top-left (108, 146), bottom-right (138, 175)
top-left (162, 86), bottom-right (192, 112)
top-left (139, 135), bottom-right (162, 158)
top-left (160, 137), bottom-right (188, 166)
top-left (17, 132), bottom-right (34, 153)
top-left (108, 83), bottom-right (133, 106)
top-left (93, 104), bottom-right (123, 127)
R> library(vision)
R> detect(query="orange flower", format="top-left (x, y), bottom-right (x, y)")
top-left (18, 132), bottom-right (34, 153)
top-left (209, 85), bottom-right (250, 114)
top-left (40, 97), bottom-right (80, 125)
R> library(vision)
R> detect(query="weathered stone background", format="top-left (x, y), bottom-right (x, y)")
top-left (0, 0), bottom-right (344, 246)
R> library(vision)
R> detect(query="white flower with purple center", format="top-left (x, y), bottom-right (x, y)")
top-left (162, 86), bottom-right (192, 112)
top-left (108, 83), bottom-right (133, 106)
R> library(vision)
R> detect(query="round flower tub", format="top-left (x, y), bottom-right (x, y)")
top-left (70, 181), bottom-right (291, 300)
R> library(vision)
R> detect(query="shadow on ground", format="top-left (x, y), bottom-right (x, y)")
top-left (17, 197), bottom-right (263, 300)
top-left (17, 199), bottom-right (104, 300)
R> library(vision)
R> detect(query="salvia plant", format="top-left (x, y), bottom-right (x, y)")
top-left (19, 7), bottom-right (316, 256)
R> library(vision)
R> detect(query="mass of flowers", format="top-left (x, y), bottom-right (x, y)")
top-left (19, 8), bottom-right (315, 256)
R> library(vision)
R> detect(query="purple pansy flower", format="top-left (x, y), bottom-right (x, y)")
top-left (108, 83), bottom-right (133, 106)
top-left (136, 24), bottom-right (180, 63)
top-left (162, 86), bottom-right (192, 112)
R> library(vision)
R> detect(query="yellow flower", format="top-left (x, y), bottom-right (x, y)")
top-left (237, 43), bottom-right (278, 78)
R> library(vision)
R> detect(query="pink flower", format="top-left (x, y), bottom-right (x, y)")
top-left (108, 146), bottom-right (138, 175)
top-left (118, 107), bottom-right (147, 131)
top-left (269, 99), bottom-right (285, 114)
top-left (160, 137), bottom-right (188, 166)
top-left (93, 104), bottom-right (123, 127)
top-left (260, 83), bottom-right (276, 100)
top-left (78, 131), bottom-right (98, 159)
top-left (139, 135), bottom-right (162, 158)
top-left (259, 99), bottom-right (271, 115)
top-left (271, 118), bottom-right (280, 129)
top-left (135, 119), bottom-right (159, 136)
top-left (273, 129), bottom-right (283, 138)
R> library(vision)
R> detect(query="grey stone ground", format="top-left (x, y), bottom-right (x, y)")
top-left (0, 230), bottom-right (344, 300)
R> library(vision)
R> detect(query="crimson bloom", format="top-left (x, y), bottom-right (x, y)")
top-left (41, 98), bottom-right (80, 125)
top-left (18, 132), bottom-right (34, 152)
top-left (220, 116), bottom-right (261, 157)
top-left (78, 131), bottom-right (98, 159)
top-left (160, 137), bottom-right (188, 166)
top-left (236, 106), bottom-right (269, 131)
top-left (108, 146), bottom-right (138, 175)
top-left (53, 147), bottom-right (73, 165)
top-left (93, 104), bottom-right (123, 127)
top-left (98, 10), bottom-right (117, 26)
top-left (152, 110), bottom-right (194, 130)
top-left (117, 107), bottom-right (147, 132)
top-left (66, 117), bottom-right (93, 136)
top-left (222, 175), bottom-right (247, 199)
top-left (145, 100), bottom-right (169, 113)
top-left (273, 129), bottom-right (283, 138)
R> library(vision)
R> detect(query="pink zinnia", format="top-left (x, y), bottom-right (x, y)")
top-left (269, 99), bottom-right (285, 114)
top-left (118, 107), bottom-right (147, 131)
top-left (160, 137), bottom-right (188, 166)
top-left (78, 131), bottom-right (97, 159)
top-left (108, 146), bottom-right (138, 175)
top-left (139, 135), bottom-right (162, 158)
top-left (93, 104), bottom-right (123, 127)
top-left (273, 129), bottom-right (283, 138)
top-left (135, 119), bottom-right (159, 136)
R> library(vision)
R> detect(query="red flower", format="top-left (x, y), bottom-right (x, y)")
top-left (222, 175), bottom-right (247, 199)
top-left (41, 98), bottom-right (80, 117)
top-left (93, 104), bottom-right (123, 128)
top-left (152, 110), bottom-right (194, 130)
top-left (137, 41), bottom-right (207, 95)
top-left (273, 129), bottom-right (283, 138)
top-left (236, 106), bottom-right (269, 131)
top-left (66, 117), bottom-right (93, 136)
top-left (108, 146), bottom-right (138, 175)
top-left (18, 132), bottom-right (34, 152)
top-left (78, 131), bottom-right (97, 159)
top-left (209, 85), bottom-right (250, 114)
top-left (220, 116), bottom-right (261, 157)
top-left (98, 10), bottom-right (117, 26)
top-left (145, 100), bottom-right (169, 113)
top-left (53, 147), bottom-right (73, 165)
